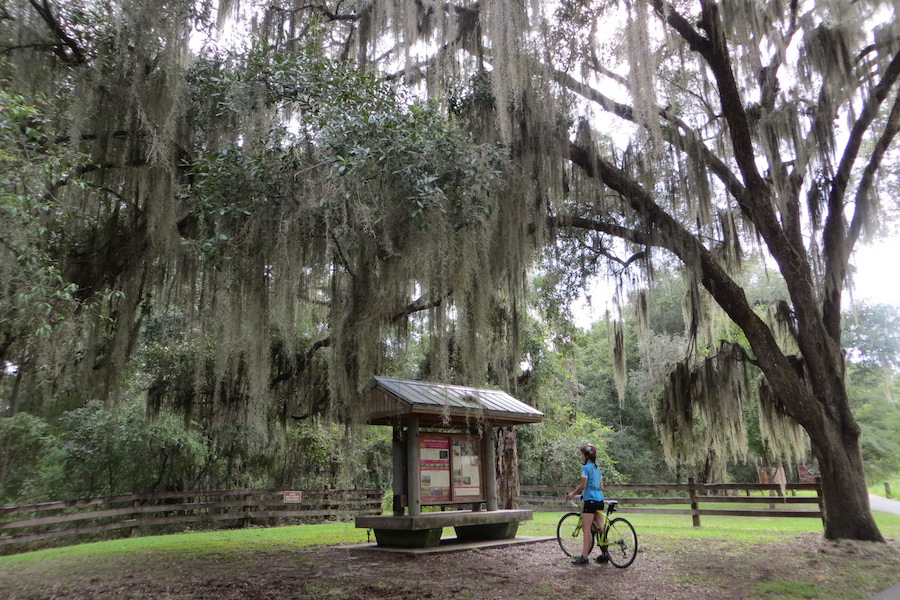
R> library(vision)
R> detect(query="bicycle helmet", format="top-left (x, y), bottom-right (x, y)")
top-left (579, 444), bottom-right (597, 460)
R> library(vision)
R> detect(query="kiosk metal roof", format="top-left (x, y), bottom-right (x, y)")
top-left (366, 376), bottom-right (544, 428)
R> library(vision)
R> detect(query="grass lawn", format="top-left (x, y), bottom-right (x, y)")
top-left (2, 503), bottom-right (898, 564)
top-left (869, 479), bottom-right (898, 499)
top-left (520, 504), bottom-right (900, 543)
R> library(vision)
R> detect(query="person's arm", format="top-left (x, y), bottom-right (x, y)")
top-left (566, 476), bottom-right (588, 501)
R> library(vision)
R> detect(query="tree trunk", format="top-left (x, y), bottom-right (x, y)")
top-left (496, 426), bottom-right (520, 510)
top-left (813, 422), bottom-right (884, 541)
top-left (758, 353), bottom-right (884, 541)
top-left (789, 303), bottom-right (884, 542)
top-left (701, 446), bottom-right (724, 487)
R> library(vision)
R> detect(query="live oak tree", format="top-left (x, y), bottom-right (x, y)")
top-left (0, 0), bottom-right (525, 432)
top-left (322, 0), bottom-right (894, 540)
top-left (2, 0), bottom-right (897, 541)
top-left (553, 0), bottom-right (897, 543)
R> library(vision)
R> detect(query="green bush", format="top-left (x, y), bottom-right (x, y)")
top-left (0, 412), bottom-right (57, 503)
top-left (57, 400), bottom-right (209, 497)
top-left (519, 407), bottom-right (619, 487)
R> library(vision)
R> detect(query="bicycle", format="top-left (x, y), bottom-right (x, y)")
top-left (556, 499), bottom-right (638, 568)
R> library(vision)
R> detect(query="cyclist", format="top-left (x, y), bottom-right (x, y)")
top-left (565, 444), bottom-right (607, 565)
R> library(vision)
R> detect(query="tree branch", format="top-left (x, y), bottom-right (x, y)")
top-left (270, 291), bottom-right (452, 390)
top-left (390, 293), bottom-right (451, 323)
top-left (848, 90), bottom-right (900, 251)
top-left (269, 337), bottom-right (332, 389)
top-left (28, 0), bottom-right (86, 65)
top-left (550, 66), bottom-right (749, 206)
top-left (648, 0), bottom-right (711, 57)
top-left (828, 50), bottom-right (900, 223)
top-left (267, 2), bottom-right (359, 21)
top-left (822, 49), bottom-right (900, 339)
top-left (551, 212), bottom-right (652, 249)
top-left (565, 141), bottom-right (821, 427)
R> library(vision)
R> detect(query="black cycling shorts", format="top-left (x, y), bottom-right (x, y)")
top-left (583, 499), bottom-right (605, 513)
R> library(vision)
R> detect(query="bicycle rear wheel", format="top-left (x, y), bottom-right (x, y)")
top-left (556, 512), bottom-right (590, 558)
top-left (604, 517), bottom-right (638, 568)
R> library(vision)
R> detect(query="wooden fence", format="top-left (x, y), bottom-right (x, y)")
top-left (521, 478), bottom-right (824, 527)
top-left (0, 488), bottom-right (383, 555)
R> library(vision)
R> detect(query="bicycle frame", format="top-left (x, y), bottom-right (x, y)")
top-left (571, 501), bottom-right (617, 550)
top-left (558, 498), bottom-right (638, 568)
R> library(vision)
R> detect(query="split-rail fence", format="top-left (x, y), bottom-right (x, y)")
top-left (520, 478), bottom-right (824, 526)
top-left (2, 479), bottom-right (825, 555)
top-left (0, 488), bottom-right (382, 555)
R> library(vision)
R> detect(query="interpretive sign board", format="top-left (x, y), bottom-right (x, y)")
top-left (452, 437), bottom-right (481, 498)
top-left (420, 435), bottom-right (452, 502)
top-left (419, 433), bottom-right (484, 504)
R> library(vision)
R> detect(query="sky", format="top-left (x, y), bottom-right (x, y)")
top-left (849, 236), bottom-right (900, 307)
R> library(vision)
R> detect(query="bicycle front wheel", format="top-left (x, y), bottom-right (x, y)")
top-left (556, 512), bottom-right (590, 558)
top-left (604, 517), bottom-right (638, 568)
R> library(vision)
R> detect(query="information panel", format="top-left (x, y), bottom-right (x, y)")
top-left (419, 433), bottom-right (484, 504)
top-left (419, 435), bottom-right (452, 502)
top-left (452, 437), bottom-right (482, 498)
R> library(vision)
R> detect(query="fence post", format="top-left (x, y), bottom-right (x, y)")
top-left (886, 482), bottom-right (893, 499)
top-left (816, 476), bottom-right (824, 526)
top-left (243, 491), bottom-right (253, 528)
top-left (688, 477), bottom-right (701, 527)
top-left (129, 498), bottom-right (141, 537)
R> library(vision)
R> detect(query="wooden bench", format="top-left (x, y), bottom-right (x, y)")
top-left (355, 509), bottom-right (533, 548)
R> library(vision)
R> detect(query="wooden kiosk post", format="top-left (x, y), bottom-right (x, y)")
top-left (406, 417), bottom-right (420, 516)
top-left (356, 377), bottom-right (544, 548)
top-left (483, 425), bottom-right (497, 511)
top-left (392, 425), bottom-right (406, 516)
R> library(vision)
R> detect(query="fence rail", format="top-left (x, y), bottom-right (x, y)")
top-left (520, 478), bottom-right (823, 527)
top-left (1, 480), bottom-right (823, 554)
top-left (0, 488), bottom-right (383, 554)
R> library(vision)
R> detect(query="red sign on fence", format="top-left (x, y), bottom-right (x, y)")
top-left (283, 491), bottom-right (303, 503)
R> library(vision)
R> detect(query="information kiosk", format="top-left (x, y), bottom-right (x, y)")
top-left (355, 376), bottom-right (544, 548)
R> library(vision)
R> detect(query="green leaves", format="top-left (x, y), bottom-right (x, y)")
top-left (179, 47), bottom-right (508, 291)
top-left (58, 400), bottom-right (211, 497)
top-left (0, 87), bottom-right (89, 345)
top-left (322, 94), bottom-right (503, 228)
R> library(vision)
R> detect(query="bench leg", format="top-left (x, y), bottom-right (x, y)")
top-left (372, 528), bottom-right (443, 548)
top-left (453, 521), bottom-right (519, 541)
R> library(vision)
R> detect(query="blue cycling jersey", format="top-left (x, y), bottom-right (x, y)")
top-left (582, 462), bottom-right (604, 502)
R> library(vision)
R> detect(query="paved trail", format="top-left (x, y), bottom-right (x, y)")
top-left (869, 494), bottom-right (900, 515)
top-left (869, 495), bottom-right (900, 600)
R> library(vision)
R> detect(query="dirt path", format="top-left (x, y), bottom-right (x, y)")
top-left (1, 533), bottom-right (898, 600)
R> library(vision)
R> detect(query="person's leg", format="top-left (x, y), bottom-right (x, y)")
top-left (594, 512), bottom-right (608, 558)
top-left (594, 511), bottom-right (605, 535)
top-left (581, 514), bottom-right (593, 557)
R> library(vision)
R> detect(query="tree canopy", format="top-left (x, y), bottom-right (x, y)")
top-left (1, 0), bottom-right (898, 541)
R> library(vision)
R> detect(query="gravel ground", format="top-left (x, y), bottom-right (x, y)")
top-left (1, 532), bottom-right (898, 600)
